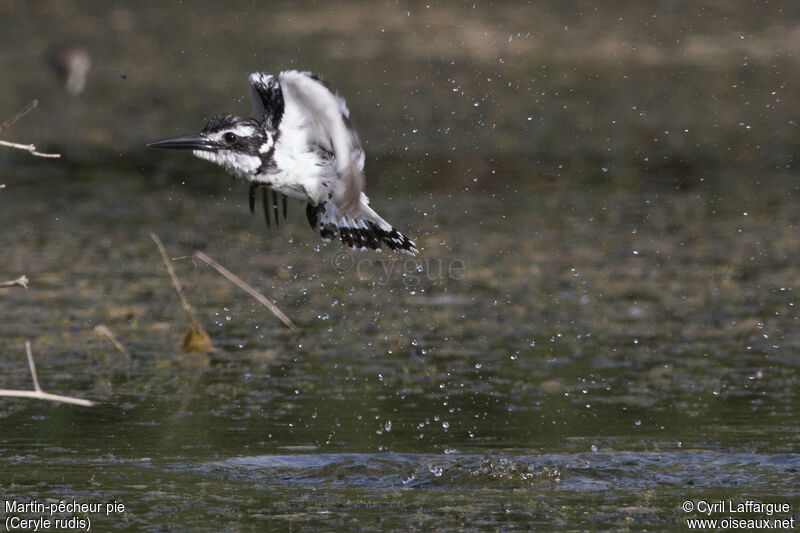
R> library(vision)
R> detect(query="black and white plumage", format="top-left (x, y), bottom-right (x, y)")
top-left (148, 70), bottom-right (417, 254)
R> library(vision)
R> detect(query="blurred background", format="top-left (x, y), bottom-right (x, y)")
top-left (1, 1), bottom-right (798, 530)
top-left (4, 1), bottom-right (800, 187)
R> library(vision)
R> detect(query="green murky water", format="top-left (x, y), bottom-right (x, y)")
top-left (1, 2), bottom-right (799, 531)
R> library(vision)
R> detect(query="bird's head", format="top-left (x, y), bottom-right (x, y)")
top-left (148, 113), bottom-right (273, 179)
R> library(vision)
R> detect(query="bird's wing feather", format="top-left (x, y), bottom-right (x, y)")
top-left (248, 72), bottom-right (284, 130)
top-left (277, 70), bottom-right (365, 215)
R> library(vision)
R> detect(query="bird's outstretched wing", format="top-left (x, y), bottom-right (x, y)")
top-left (274, 70), bottom-right (366, 215)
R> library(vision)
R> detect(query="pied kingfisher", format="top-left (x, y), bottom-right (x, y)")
top-left (148, 70), bottom-right (418, 254)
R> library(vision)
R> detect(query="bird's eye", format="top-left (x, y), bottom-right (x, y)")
top-left (223, 132), bottom-right (237, 143)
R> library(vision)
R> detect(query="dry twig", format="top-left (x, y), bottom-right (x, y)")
top-left (0, 139), bottom-right (61, 158)
top-left (151, 233), bottom-right (201, 330)
top-left (0, 100), bottom-right (61, 158)
top-left (0, 275), bottom-right (29, 289)
top-left (0, 341), bottom-right (94, 406)
top-left (194, 251), bottom-right (299, 332)
top-left (94, 325), bottom-right (132, 364)
top-left (150, 233), bottom-right (212, 352)
top-left (0, 100), bottom-right (38, 132)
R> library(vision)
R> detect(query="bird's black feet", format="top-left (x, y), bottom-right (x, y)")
top-left (250, 186), bottom-right (288, 228)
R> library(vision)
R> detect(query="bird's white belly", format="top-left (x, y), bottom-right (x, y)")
top-left (257, 143), bottom-right (334, 203)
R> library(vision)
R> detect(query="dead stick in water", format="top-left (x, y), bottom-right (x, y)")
top-left (0, 341), bottom-right (94, 406)
top-left (150, 233), bottom-right (202, 331)
top-left (0, 100), bottom-right (61, 158)
top-left (0, 139), bottom-right (61, 158)
top-left (0, 275), bottom-right (28, 289)
top-left (194, 251), bottom-right (299, 332)
top-left (0, 100), bottom-right (38, 132)
top-left (150, 233), bottom-right (211, 352)
top-left (94, 325), bottom-right (132, 364)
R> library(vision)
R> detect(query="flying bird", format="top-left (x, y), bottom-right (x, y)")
top-left (148, 70), bottom-right (417, 254)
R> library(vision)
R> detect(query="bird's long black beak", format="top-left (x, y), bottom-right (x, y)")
top-left (147, 133), bottom-right (221, 151)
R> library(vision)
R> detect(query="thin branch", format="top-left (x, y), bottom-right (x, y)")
top-left (0, 389), bottom-right (94, 407)
top-left (150, 233), bottom-right (212, 353)
top-left (150, 233), bottom-right (202, 331)
top-left (0, 100), bottom-right (61, 158)
top-left (0, 341), bottom-right (94, 407)
top-left (0, 139), bottom-right (61, 158)
top-left (194, 251), bottom-right (299, 332)
top-left (0, 389), bottom-right (95, 406)
top-left (0, 275), bottom-right (29, 289)
top-left (94, 325), bottom-right (132, 364)
top-left (26, 341), bottom-right (42, 392)
top-left (0, 100), bottom-right (38, 132)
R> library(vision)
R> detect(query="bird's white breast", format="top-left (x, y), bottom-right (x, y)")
top-left (259, 139), bottom-right (333, 202)
top-left (193, 149), bottom-right (261, 181)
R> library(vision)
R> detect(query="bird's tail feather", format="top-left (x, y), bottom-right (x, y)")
top-left (306, 196), bottom-right (418, 255)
